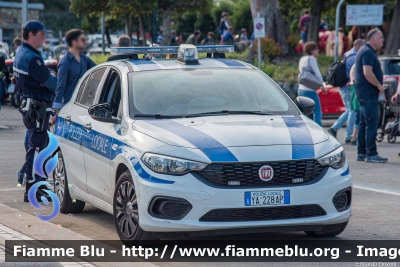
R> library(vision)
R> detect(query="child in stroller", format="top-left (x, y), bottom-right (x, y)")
top-left (377, 78), bottom-right (400, 143)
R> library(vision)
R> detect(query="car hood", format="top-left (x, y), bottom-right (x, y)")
top-left (132, 115), bottom-right (328, 149)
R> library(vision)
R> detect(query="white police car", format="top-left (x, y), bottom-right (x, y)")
top-left (53, 44), bottom-right (352, 244)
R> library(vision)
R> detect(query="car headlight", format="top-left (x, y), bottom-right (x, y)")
top-left (141, 153), bottom-right (208, 175)
top-left (317, 146), bottom-right (346, 169)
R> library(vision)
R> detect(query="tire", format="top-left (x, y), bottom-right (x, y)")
top-left (10, 88), bottom-right (21, 107)
top-left (113, 171), bottom-right (158, 246)
top-left (53, 150), bottom-right (85, 213)
top-left (305, 221), bottom-right (348, 237)
top-left (388, 135), bottom-right (396, 143)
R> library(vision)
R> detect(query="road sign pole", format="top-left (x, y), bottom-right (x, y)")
top-left (257, 12), bottom-right (261, 69)
top-left (334, 0), bottom-right (345, 62)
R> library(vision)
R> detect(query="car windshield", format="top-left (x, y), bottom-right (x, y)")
top-left (128, 68), bottom-right (299, 117)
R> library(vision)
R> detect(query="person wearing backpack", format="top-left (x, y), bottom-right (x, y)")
top-left (299, 10), bottom-right (311, 46)
top-left (327, 39), bottom-right (365, 143)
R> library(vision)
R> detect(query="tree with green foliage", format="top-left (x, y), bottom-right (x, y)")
top-left (158, 0), bottom-right (210, 46)
top-left (385, 0), bottom-right (400, 55)
top-left (250, 0), bottom-right (288, 55)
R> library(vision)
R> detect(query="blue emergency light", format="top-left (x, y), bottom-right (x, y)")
top-left (110, 44), bottom-right (234, 65)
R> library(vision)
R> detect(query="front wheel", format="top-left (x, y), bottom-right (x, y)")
top-left (305, 221), bottom-right (348, 237)
top-left (113, 171), bottom-right (157, 245)
top-left (376, 130), bottom-right (384, 142)
top-left (388, 135), bottom-right (396, 143)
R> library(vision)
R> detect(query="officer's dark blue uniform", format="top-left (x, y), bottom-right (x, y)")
top-left (13, 20), bottom-right (57, 202)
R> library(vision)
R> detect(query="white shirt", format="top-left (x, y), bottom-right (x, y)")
top-left (298, 55), bottom-right (324, 91)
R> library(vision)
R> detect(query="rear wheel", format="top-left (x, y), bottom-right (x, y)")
top-left (113, 171), bottom-right (158, 245)
top-left (54, 150), bottom-right (85, 213)
top-left (305, 221), bottom-right (348, 237)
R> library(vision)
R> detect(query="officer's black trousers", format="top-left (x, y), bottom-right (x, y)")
top-left (22, 112), bottom-right (51, 193)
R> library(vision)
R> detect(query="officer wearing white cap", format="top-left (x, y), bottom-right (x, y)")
top-left (13, 20), bottom-right (58, 202)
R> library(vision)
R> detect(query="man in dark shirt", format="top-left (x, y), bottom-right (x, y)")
top-left (222, 27), bottom-right (235, 44)
top-left (299, 10), bottom-right (311, 45)
top-left (51, 29), bottom-right (96, 124)
top-left (354, 29), bottom-right (387, 163)
top-left (107, 35), bottom-right (138, 61)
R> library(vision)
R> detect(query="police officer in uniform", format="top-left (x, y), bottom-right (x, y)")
top-left (13, 20), bottom-right (58, 202)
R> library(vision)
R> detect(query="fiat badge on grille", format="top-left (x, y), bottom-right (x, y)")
top-left (258, 165), bottom-right (274, 181)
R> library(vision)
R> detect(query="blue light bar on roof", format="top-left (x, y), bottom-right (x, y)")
top-left (110, 46), bottom-right (179, 55)
top-left (110, 45), bottom-right (235, 55)
top-left (196, 45), bottom-right (234, 53)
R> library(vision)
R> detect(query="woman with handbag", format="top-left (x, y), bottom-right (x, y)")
top-left (298, 41), bottom-right (327, 126)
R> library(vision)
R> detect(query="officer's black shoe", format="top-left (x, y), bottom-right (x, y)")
top-left (23, 191), bottom-right (42, 203)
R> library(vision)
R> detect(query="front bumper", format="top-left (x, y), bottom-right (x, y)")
top-left (132, 162), bottom-right (352, 233)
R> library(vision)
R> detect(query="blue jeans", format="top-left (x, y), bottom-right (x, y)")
top-left (301, 32), bottom-right (308, 44)
top-left (331, 86), bottom-right (356, 140)
top-left (357, 93), bottom-right (379, 157)
top-left (298, 89), bottom-right (322, 126)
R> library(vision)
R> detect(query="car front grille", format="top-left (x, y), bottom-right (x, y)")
top-left (199, 204), bottom-right (326, 222)
top-left (193, 160), bottom-right (326, 188)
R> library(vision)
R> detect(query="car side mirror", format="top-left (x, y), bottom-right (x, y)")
top-left (295, 96), bottom-right (315, 116)
top-left (88, 103), bottom-right (121, 124)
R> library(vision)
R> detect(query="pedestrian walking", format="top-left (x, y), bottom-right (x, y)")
top-left (298, 42), bottom-right (327, 126)
top-left (354, 29), bottom-right (387, 163)
top-left (13, 20), bottom-right (58, 202)
top-left (50, 29), bottom-right (96, 124)
top-left (299, 10), bottom-right (311, 46)
top-left (328, 39), bottom-right (365, 143)
top-left (219, 12), bottom-right (231, 37)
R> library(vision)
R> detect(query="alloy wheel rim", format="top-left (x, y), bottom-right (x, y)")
top-left (116, 181), bottom-right (138, 238)
top-left (54, 155), bottom-right (65, 204)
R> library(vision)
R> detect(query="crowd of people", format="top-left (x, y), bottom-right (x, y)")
top-left (156, 12), bottom-right (251, 48)
top-left (299, 28), bottom-right (398, 164)
top-left (298, 5), bottom-right (389, 57)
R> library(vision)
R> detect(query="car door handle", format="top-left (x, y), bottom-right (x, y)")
top-left (84, 123), bottom-right (92, 131)
top-left (112, 144), bottom-right (118, 150)
top-left (65, 115), bottom-right (71, 123)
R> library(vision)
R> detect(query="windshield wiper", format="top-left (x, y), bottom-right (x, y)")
top-left (133, 113), bottom-right (183, 118)
top-left (185, 110), bottom-right (274, 117)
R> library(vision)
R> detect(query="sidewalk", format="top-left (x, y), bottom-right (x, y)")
top-left (0, 203), bottom-right (156, 267)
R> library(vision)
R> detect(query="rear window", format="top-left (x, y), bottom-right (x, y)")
top-left (386, 60), bottom-right (400, 75)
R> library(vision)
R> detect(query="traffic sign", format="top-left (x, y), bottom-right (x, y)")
top-left (346, 5), bottom-right (384, 26)
top-left (253, 18), bottom-right (265, 38)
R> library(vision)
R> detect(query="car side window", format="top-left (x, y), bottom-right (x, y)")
top-left (75, 76), bottom-right (90, 104)
top-left (77, 67), bottom-right (106, 107)
top-left (98, 69), bottom-right (122, 118)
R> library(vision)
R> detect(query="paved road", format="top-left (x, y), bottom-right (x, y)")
top-left (1, 102), bottom-right (400, 266)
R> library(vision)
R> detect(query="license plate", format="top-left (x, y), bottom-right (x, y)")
top-left (244, 190), bottom-right (290, 206)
